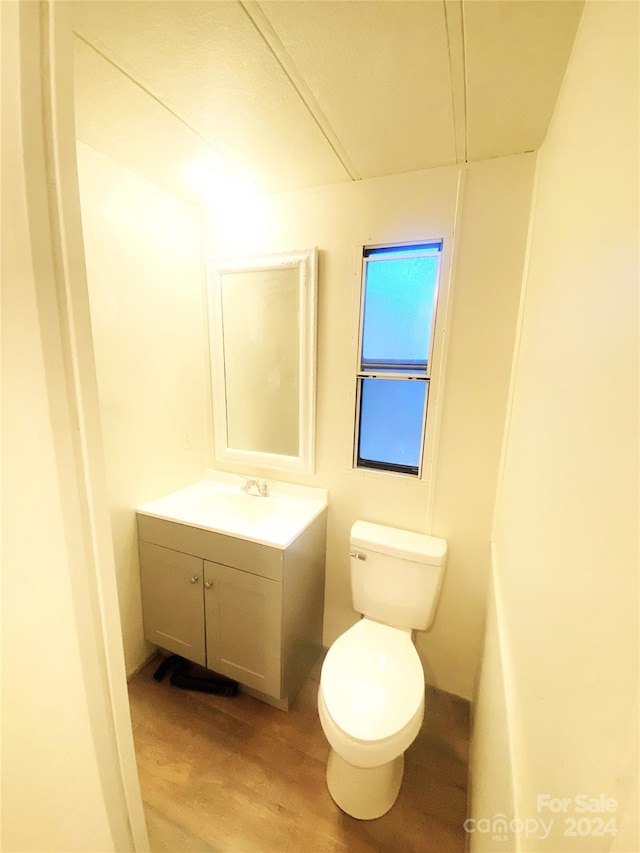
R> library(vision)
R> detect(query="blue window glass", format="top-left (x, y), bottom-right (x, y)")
top-left (355, 241), bottom-right (442, 476)
top-left (361, 254), bottom-right (439, 370)
top-left (358, 379), bottom-right (428, 474)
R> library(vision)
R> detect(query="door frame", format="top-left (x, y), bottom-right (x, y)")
top-left (19, 2), bottom-right (149, 848)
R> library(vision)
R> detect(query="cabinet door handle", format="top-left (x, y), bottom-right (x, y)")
top-left (190, 575), bottom-right (199, 584)
top-left (204, 580), bottom-right (213, 589)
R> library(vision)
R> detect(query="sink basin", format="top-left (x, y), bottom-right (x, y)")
top-left (196, 491), bottom-right (276, 524)
top-left (137, 478), bottom-right (328, 548)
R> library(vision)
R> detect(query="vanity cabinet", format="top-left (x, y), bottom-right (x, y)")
top-left (137, 509), bottom-right (326, 708)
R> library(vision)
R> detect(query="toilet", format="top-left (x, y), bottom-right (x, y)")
top-left (318, 520), bottom-right (447, 820)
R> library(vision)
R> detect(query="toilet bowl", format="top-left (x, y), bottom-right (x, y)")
top-left (317, 520), bottom-right (447, 820)
top-left (318, 618), bottom-right (425, 820)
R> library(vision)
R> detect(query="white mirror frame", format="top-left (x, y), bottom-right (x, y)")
top-left (207, 247), bottom-right (318, 475)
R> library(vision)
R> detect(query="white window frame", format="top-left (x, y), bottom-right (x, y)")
top-left (353, 240), bottom-right (445, 479)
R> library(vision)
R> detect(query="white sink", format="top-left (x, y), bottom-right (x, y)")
top-left (195, 491), bottom-right (277, 524)
top-left (137, 476), bottom-right (328, 548)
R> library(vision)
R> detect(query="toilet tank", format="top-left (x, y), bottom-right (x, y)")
top-left (350, 520), bottom-right (447, 631)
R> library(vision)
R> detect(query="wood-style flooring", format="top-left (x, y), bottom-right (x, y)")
top-left (128, 655), bottom-right (470, 853)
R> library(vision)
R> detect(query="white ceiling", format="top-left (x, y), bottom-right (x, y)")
top-left (72, 0), bottom-right (584, 203)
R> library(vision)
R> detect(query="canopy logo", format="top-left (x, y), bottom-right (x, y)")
top-left (463, 814), bottom-right (553, 842)
top-left (464, 795), bottom-right (618, 843)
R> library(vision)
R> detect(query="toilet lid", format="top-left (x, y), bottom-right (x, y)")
top-left (321, 619), bottom-right (425, 742)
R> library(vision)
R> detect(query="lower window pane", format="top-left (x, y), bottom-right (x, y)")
top-left (357, 378), bottom-right (428, 473)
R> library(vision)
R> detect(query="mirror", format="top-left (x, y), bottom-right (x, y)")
top-left (207, 248), bottom-right (318, 474)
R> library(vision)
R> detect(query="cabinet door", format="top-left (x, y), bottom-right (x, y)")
top-left (139, 541), bottom-right (205, 666)
top-left (204, 561), bottom-right (282, 698)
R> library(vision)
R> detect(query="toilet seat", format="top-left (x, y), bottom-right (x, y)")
top-left (320, 618), bottom-right (425, 743)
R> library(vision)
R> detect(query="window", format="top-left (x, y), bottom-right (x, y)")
top-left (354, 241), bottom-right (443, 476)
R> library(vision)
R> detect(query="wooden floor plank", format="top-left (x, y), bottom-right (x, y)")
top-left (128, 656), bottom-right (470, 853)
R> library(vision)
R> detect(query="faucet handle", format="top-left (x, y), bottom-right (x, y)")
top-left (239, 475), bottom-right (268, 497)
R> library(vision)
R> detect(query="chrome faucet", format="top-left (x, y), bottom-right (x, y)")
top-left (240, 477), bottom-right (269, 497)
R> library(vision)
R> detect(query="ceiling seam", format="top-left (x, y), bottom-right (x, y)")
top-left (443, 0), bottom-right (468, 164)
top-left (73, 30), bottom-right (261, 187)
top-left (238, 0), bottom-right (360, 182)
top-left (460, 0), bottom-right (469, 164)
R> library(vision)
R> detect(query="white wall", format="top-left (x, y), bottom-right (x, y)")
top-left (468, 566), bottom-right (516, 844)
top-left (77, 142), bottom-right (208, 674)
top-left (471, 2), bottom-right (639, 850)
top-left (426, 155), bottom-right (536, 696)
top-left (205, 153), bottom-right (536, 699)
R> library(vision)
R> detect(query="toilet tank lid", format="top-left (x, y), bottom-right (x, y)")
top-left (351, 520), bottom-right (447, 566)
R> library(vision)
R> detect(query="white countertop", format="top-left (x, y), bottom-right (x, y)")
top-left (137, 474), bottom-right (328, 549)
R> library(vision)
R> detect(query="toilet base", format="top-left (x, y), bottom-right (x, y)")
top-left (325, 748), bottom-right (404, 820)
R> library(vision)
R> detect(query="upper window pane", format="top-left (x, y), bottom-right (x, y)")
top-left (361, 251), bottom-right (440, 370)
